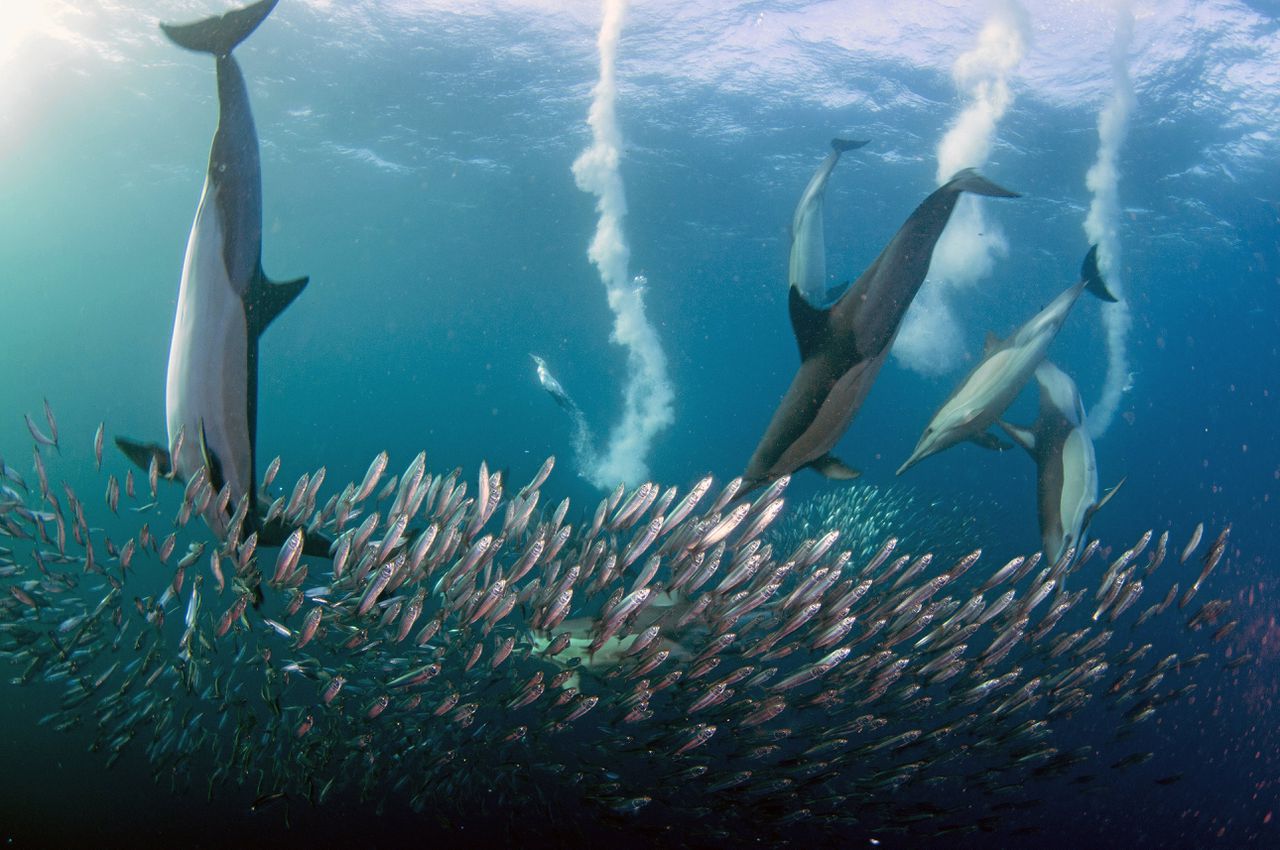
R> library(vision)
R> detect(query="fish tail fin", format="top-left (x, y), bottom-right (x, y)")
top-left (943, 167), bottom-right (1021, 199)
top-left (1080, 245), bottom-right (1119, 302)
top-left (161, 0), bottom-right (279, 57)
top-left (830, 138), bottom-right (870, 153)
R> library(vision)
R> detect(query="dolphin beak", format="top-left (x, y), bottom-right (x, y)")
top-left (896, 447), bottom-right (926, 476)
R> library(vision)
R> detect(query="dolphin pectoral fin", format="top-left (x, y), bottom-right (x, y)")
top-left (1080, 245), bottom-right (1118, 303)
top-left (1100, 476), bottom-right (1126, 509)
top-left (969, 432), bottom-right (1014, 452)
top-left (942, 168), bottom-right (1021, 199)
top-left (255, 511), bottom-right (334, 558)
top-left (809, 454), bottom-right (862, 481)
top-left (1082, 476), bottom-right (1126, 537)
top-left (197, 420), bottom-right (226, 494)
top-left (300, 528), bottom-right (333, 557)
top-left (831, 138), bottom-right (870, 153)
top-left (248, 272), bottom-right (310, 337)
top-left (788, 285), bottom-right (833, 360)
top-left (114, 437), bottom-right (173, 477)
top-left (255, 515), bottom-right (287, 548)
top-left (1091, 477), bottom-right (1126, 519)
top-left (996, 420), bottom-right (1036, 454)
top-left (161, 0), bottom-right (279, 56)
top-left (982, 331), bottom-right (1002, 356)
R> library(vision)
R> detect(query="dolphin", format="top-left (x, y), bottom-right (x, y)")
top-left (896, 246), bottom-right (1116, 475)
top-left (790, 138), bottom-right (869, 309)
top-left (742, 169), bottom-right (1020, 492)
top-left (116, 0), bottom-right (325, 554)
top-left (998, 361), bottom-right (1123, 569)
top-left (530, 354), bottom-right (577, 413)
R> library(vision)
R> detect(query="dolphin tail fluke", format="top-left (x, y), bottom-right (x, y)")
top-left (114, 436), bottom-right (173, 477)
top-left (248, 273), bottom-right (309, 337)
top-left (831, 138), bottom-right (870, 153)
top-left (1080, 245), bottom-right (1119, 303)
top-left (161, 0), bottom-right (279, 57)
top-left (943, 168), bottom-right (1021, 199)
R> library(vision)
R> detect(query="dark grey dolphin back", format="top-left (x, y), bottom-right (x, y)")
top-left (830, 168), bottom-right (1020, 358)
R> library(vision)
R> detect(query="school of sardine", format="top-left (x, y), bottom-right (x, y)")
top-left (0, 410), bottom-right (1246, 843)
top-left (772, 485), bottom-right (996, 573)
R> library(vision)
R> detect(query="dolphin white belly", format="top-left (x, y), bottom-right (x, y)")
top-left (1056, 426), bottom-right (1098, 553)
top-left (953, 348), bottom-right (1026, 419)
top-left (165, 178), bottom-right (252, 501)
top-left (898, 249), bottom-right (1116, 476)
top-left (790, 139), bottom-right (867, 308)
top-left (774, 357), bottom-right (877, 476)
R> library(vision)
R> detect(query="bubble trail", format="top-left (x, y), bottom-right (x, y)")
top-left (894, 0), bottom-right (1029, 377)
top-left (571, 0), bottom-right (675, 490)
top-left (1083, 2), bottom-right (1135, 439)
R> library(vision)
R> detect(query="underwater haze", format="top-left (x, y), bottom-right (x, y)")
top-left (1, 0), bottom-right (1278, 847)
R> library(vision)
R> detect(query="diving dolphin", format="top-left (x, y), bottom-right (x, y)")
top-left (896, 246), bottom-right (1116, 475)
top-left (743, 169), bottom-right (1020, 492)
top-left (998, 361), bottom-right (1122, 569)
top-left (530, 354), bottom-right (577, 413)
top-left (790, 138), bottom-right (869, 308)
top-left (117, 0), bottom-right (324, 554)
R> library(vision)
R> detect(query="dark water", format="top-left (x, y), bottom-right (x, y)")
top-left (1, 1), bottom-right (1277, 847)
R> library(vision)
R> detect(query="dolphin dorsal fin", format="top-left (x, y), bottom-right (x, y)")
top-left (788, 285), bottom-right (832, 362)
top-left (983, 331), bottom-right (1002, 356)
top-left (248, 271), bottom-right (309, 338)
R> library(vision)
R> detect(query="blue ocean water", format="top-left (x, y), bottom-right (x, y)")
top-left (1, 1), bottom-right (1277, 846)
